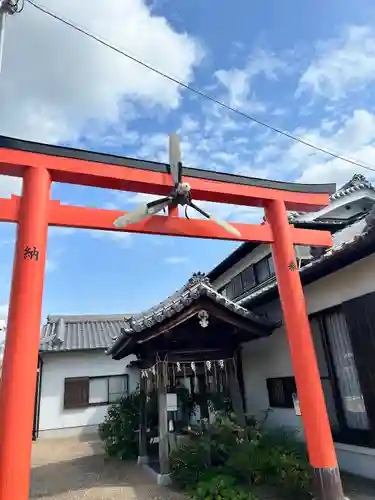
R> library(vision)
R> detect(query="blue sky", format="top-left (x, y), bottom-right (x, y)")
top-left (1, 0), bottom-right (375, 330)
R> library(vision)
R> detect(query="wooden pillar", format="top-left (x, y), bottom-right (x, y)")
top-left (265, 199), bottom-right (345, 500)
top-left (167, 205), bottom-right (179, 217)
top-left (0, 167), bottom-right (51, 500)
top-left (234, 347), bottom-right (247, 414)
top-left (157, 360), bottom-right (169, 475)
top-left (138, 374), bottom-right (148, 464)
top-left (227, 358), bottom-right (246, 428)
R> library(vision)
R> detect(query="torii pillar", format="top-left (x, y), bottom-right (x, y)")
top-left (266, 199), bottom-right (344, 500)
top-left (0, 167), bottom-right (50, 500)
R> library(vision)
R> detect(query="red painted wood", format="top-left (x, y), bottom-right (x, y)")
top-left (0, 148), bottom-right (331, 211)
top-left (0, 167), bottom-right (51, 500)
top-left (0, 197), bottom-right (333, 246)
top-left (265, 199), bottom-right (339, 470)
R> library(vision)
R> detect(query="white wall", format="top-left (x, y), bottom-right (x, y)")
top-left (241, 253), bottom-right (375, 479)
top-left (38, 350), bottom-right (138, 439)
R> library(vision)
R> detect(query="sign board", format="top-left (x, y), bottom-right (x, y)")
top-left (167, 393), bottom-right (178, 412)
top-left (292, 393), bottom-right (301, 416)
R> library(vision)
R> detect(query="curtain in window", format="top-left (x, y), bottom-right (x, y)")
top-left (89, 378), bottom-right (108, 404)
top-left (268, 256), bottom-right (275, 276)
top-left (325, 311), bottom-right (369, 430)
top-left (310, 318), bottom-right (340, 430)
top-left (108, 376), bottom-right (127, 403)
top-left (242, 265), bottom-right (256, 291)
top-left (254, 258), bottom-right (270, 283)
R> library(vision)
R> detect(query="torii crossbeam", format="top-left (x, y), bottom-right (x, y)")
top-left (0, 135), bottom-right (345, 500)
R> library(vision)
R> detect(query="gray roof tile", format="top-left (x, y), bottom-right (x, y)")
top-left (330, 173), bottom-right (375, 200)
top-left (107, 273), bottom-right (276, 356)
top-left (289, 174), bottom-right (375, 222)
top-left (39, 314), bottom-right (132, 353)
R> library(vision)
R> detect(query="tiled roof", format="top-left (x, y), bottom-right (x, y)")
top-left (330, 173), bottom-right (375, 200)
top-left (107, 273), bottom-right (276, 356)
top-left (289, 174), bottom-right (375, 222)
top-left (39, 314), bottom-right (132, 352)
top-left (238, 205), bottom-right (375, 306)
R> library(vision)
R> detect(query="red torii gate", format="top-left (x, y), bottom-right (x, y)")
top-left (0, 136), bottom-right (345, 500)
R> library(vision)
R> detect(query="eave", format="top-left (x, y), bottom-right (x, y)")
top-left (106, 274), bottom-right (278, 360)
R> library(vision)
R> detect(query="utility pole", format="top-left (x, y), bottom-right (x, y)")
top-left (0, 0), bottom-right (24, 72)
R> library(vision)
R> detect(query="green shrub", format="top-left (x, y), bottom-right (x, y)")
top-left (193, 474), bottom-right (258, 500)
top-left (226, 426), bottom-right (313, 498)
top-left (207, 391), bottom-right (233, 414)
top-left (256, 428), bottom-right (312, 498)
top-left (99, 388), bottom-right (160, 461)
top-left (170, 440), bottom-right (211, 488)
top-left (171, 413), bottom-right (313, 500)
top-left (98, 391), bottom-right (142, 460)
top-left (207, 412), bottom-right (247, 466)
top-left (269, 451), bottom-right (312, 498)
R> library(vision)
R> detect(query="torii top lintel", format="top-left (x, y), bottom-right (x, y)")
top-left (0, 135), bottom-right (335, 210)
top-left (0, 135), bottom-right (334, 246)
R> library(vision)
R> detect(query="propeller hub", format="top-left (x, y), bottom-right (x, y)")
top-left (177, 182), bottom-right (190, 195)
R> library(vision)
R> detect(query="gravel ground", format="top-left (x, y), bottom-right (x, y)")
top-left (30, 436), bottom-right (375, 500)
top-left (30, 436), bottom-right (187, 500)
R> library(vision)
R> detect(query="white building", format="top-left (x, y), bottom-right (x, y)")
top-left (207, 173), bottom-right (375, 480)
top-left (35, 314), bottom-right (139, 439)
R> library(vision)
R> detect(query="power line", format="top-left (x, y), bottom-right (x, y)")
top-left (26, 0), bottom-right (375, 175)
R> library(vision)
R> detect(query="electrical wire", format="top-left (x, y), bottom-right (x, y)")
top-left (26, 0), bottom-right (375, 175)
top-left (15, 0), bottom-right (24, 13)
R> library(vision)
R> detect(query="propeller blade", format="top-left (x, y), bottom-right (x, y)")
top-left (113, 197), bottom-right (172, 228)
top-left (113, 204), bottom-right (150, 228)
top-left (188, 201), bottom-right (241, 238)
top-left (209, 215), bottom-right (242, 238)
top-left (169, 132), bottom-right (182, 186)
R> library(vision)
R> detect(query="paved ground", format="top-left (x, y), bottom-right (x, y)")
top-left (344, 475), bottom-right (375, 500)
top-left (30, 436), bottom-right (187, 500)
top-left (30, 436), bottom-right (375, 500)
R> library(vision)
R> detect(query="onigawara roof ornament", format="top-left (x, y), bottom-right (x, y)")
top-left (186, 271), bottom-right (210, 287)
top-left (113, 133), bottom-right (241, 238)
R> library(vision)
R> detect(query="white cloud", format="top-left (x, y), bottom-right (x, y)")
top-left (164, 256), bottom-right (189, 265)
top-left (0, 305), bottom-right (9, 320)
top-left (0, 305), bottom-right (8, 354)
top-left (297, 26), bottom-right (375, 100)
top-left (46, 259), bottom-right (57, 273)
top-left (299, 111), bottom-right (375, 185)
top-left (89, 229), bottom-right (133, 248)
top-left (0, 177), bottom-right (22, 198)
top-left (48, 227), bottom-right (76, 237)
top-left (2, 0), bottom-right (202, 142)
top-left (0, 238), bottom-right (14, 248)
top-left (0, 0), bottom-right (203, 196)
top-left (214, 48), bottom-right (286, 111)
top-left (335, 109), bottom-right (375, 147)
top-left (253, 108), bottom-right (375, 187)
top-left (271, 108), bottom-right (287, 117)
